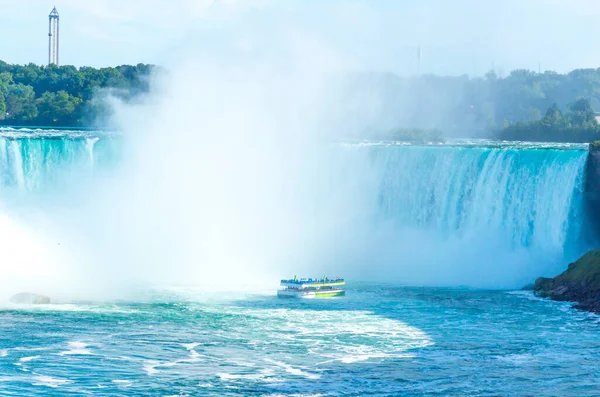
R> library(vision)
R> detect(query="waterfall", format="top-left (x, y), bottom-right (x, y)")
top-left (0, 132), bottom-right (592, 289)
top-left (343, 144), bottom-right (591, 287)
top-left (86, 137), bottom-right (100, 168)
top-left (0, 136), bottom-right (113, 193)
top-left (8, 140), bottom-right (25, 191)
top-left (370, 145), bottom-right (587, 252)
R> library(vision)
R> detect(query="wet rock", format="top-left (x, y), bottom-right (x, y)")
top-left (9, 293), bottom-right (51, 304)
top-left (521, 283), bottom-right (534, 291)
top-left (533, 249), bottom-right (600, 313)
top-left (585, 143), bottom-right (600, 239)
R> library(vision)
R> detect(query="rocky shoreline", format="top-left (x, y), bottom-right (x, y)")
top-left (529, 142), bottom-right (600, 314)
top-left (533, 250), bottom-right (600, 314)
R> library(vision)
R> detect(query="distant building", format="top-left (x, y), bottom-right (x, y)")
top-left (48, 7), bottom-right (59, 66)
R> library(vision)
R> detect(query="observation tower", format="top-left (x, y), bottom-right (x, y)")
top-left (48, 7), bottom-right (60, 66)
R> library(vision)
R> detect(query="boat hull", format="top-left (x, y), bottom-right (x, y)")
top-left (277, 289), bottom-right (345, 299)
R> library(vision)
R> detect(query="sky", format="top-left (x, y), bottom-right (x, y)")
top-left (1, 0), bottom-right (600, 75)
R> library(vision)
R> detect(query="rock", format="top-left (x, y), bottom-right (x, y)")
top-left (521, 283), bottom-right (535, 291)
top-left (9, 293), bottom-right (51, 304)
top-left (533, 249), bottom-right (600, 313)
top-left (585, 143), bottom-right (600, 238)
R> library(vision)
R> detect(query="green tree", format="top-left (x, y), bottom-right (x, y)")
top-left (0, 60), bottom-right (153, 127)
top-left (569, 98), bottom-right (596, 127)
top-left (541, 103), bottom-right (563, 127)
top-left (37, 90), bottom-right (82, 125)
top-left (5, 83), bottom-right (37, 122)
top-left (0, 95), bottom-right (6, 120)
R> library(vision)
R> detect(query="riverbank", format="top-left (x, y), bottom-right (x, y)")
top-left (533, 250), bottom-right (600, 314)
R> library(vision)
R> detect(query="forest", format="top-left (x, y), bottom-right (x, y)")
top-left (2, 60), bottom-right (600, 142)
top-left (497, 98), bottom-right (600, 142)
top-left (349, 68), bottom-right (600, 142)
top-left (0, 61), bottom-right (153, 127)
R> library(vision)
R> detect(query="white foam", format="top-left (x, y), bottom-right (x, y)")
top-left (217, 371), bottom-right (274, 381)
top-left (58, 341), bottom-right (93, 356)
top-left (188, 349), bottom-right (201, 362)
top-left (31, 375), bottom-right (73, 388)
top-left (181, 342), bottom-right (199, 350)
top-left (19, 355), bottom-right (41, 363)
top-left (0, 303), bottom-right (139, 314)
top-left (112, 380), bottom-right (133, 387)
top-left (505, 290), bottom-right (544, 301)
top-left (142, 360), bottom-right (159, 375)
top-left (264, 359), bottom-right (320, 380)
top-left (496, 353), bottom-right (535, 365)
top-left (208, 306), bottom-right (433, 366)
top-left (0, 349), bottom-right (7, 357)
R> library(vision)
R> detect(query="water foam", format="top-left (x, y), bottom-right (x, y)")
top-left (18, 355), bottom-right (41, 363)
top-left (58, 341), bottom-right (93, 356)
top-left (334, 144), bottom-right (591, 287)
top-left (0, 133), bottom-right (592, 295)
top-left (31, 375), bottom-right (73, 388)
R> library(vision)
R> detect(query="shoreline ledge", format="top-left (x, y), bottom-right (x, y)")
top-left (534, 250), bottom-right (600, 314)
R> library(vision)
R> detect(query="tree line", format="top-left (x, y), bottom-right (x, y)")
top-left (0, 61), bottom-right (153, 127)
top-left (348, 68), bottom-right (600, 142)
top-left (3, 59), bottom-right (600, 142)
top-left (497, 98), bottom-right (600, 142)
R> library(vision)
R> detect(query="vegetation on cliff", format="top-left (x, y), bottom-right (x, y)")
top-left (4, 59), bottom-right (600, 141)
top-left (496, 98), bottom-right (600, 142)
top-left (534, 250), bottom-right (600, 313)
top-left (349, 68), bottom-right (600, 141)
top-left (0, 61), bottom-right (153, 127)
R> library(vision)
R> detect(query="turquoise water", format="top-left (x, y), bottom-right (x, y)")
top-left (1, 287), bottom-right (599, 396)
top-left (0, 130), bottom-right (598, 395)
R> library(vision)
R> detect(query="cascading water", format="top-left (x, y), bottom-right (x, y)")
top-left (0, 134), bottom-right (118, 194)
top-left (346, 143), bottom-right (592, 287)
top-left (86, 137), bottom-right (99, 168)
top-left (0, 130), bottom-right (594, 293)
top-left (374, 144), bottom-right (588, 248)
top-left (8, 140), bottom-right (25, 191)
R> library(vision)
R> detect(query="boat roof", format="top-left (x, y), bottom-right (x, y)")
top-left (280, 277), bottom-right (345, 287)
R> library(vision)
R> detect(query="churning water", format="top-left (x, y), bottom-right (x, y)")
top-left (1, 286), bottom-right (600, 396)
top-left (0, 129), bottom-right (597, 395)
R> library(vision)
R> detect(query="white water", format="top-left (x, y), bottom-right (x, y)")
top-left (0, 131), bottom-right (590, 299)
top-left (86, 137), bottom-right (99, 169)
top-left (8, 140), bottom-right (24, 191)
top-left (0, 6), bottom-right (594, 298)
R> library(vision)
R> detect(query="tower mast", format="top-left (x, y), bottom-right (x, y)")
top-left (48, 7), bottom-right (60, 66)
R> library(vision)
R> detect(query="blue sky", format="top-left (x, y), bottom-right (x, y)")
top-left (1, 0), bottom-right (600, 75)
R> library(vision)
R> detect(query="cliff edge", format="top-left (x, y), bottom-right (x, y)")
top-left (534, 250), bottom-right (600, 313)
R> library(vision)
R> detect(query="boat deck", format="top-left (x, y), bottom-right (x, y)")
top-left (280, 277), bottom-right (345, 289)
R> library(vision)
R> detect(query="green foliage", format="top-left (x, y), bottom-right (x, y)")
top-left (0, 95), bottom-right (5, 120)
top-left (348, 66), bottom-right (600, 140)
top-left (37, 91), bottom-right (83, 126)
top-left (541, 103), bottom-right (563, 127)
top-left (3, 58), bottom-right (600, 140)
top-left (6, 83), bottom-right (37, 121)
top-left (569, 98), bottom-right (596, 127)
top-left (533, 249), bottom-right (600, 312)
top-left (497, 100), bottom-right (600, 142)
top-left (0, 61), bottom-right (154, 127)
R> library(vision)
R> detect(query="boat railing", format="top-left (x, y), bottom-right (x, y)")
top-left (280, 277), bottom-right (344, 284)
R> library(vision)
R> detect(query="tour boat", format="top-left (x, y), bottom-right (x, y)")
top-left (277, 276), bottom-right (345, 298)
